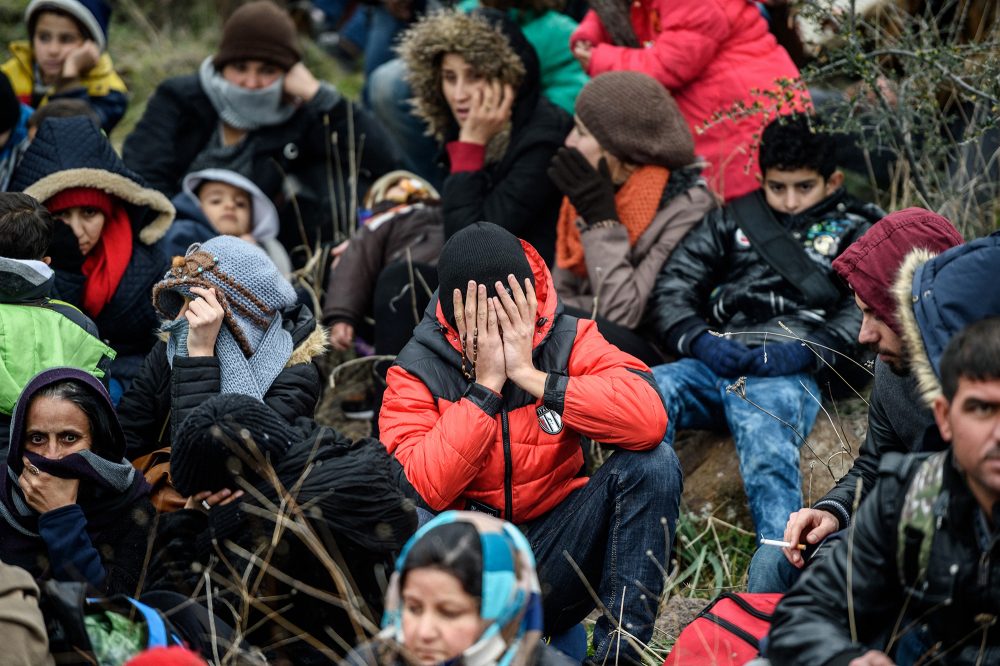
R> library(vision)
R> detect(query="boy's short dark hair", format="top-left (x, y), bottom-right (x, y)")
top-left (758, 113), bottom-right (838, 180)
top-left (939, 317), bottom-right (1000, 400)
top-left (0, 193), bottom-right (54, 260)
top-left (27, 98), bottom-right (100, 131)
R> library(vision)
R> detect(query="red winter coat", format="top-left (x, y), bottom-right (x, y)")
top-left (571, 0), bottom-right (807, 201)
top-left (379, 240), bottom-right (668, 523)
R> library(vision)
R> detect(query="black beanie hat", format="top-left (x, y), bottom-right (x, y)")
top-left (172, 394), bottom-right (293, 496)
top-left (213, 0), bottom-right (301, 72)
top-left (437, 222), bottom-right (535, 326)
top-left (0, 74), bottom-right (20, 136)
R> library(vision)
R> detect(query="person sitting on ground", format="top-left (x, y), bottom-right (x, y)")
top-left (379, 222), bottom-right (680, 664)
top-left (548, 71), bottom-right (717, 366)
top-left (768, 314), bottom-right (1000, 666)
top-left (117, 235), bottom-right (324, 511)
top-left (0, 73), bottom-right (33, 192)
top-left (747, 208), bottom-right (964, 593)
top-left (163, 168), bottom-right (292, 276)
top-left (0, 367), bottom-right (154, 595)
top-left (146, 394), bottom-right (416, 665)
top-left (569, 0), bottom-right (807, 201)
top-left (0, 193), bottom-right (114, 455)
top-left (24, 97), bottom-right (99, 142)
top-left (10, 116), bottom-right (175, 397)
top-left (396, 9), bottom-right (570, 264)
top-left (343, 511), bottom-right (575, 666)
top-left (647, 113), bottom-right (883, 541)
top-left (1, 0), bottom-right (127, 133)
top-left (122, 0), bottom-right (400, 261)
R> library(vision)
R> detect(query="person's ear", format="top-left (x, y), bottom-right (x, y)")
top-left (42, 256), bottom-right (51, 265)
top-left (932, 395), bottom-right (953, 443)
top-left (826, 170), bottom-right (845, 194)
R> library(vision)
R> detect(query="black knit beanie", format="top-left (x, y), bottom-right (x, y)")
top-left (0, 74), bottom-right (20, 136)
top-left (437, 222), bottom-right (535, 326)
top-left (213, 0), bottom-right (301, 72)
top-left (172, 394), bottom-right (293, 496)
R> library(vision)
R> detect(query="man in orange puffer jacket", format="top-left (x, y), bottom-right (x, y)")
top-left (380, 222), bottom-right (681, 664)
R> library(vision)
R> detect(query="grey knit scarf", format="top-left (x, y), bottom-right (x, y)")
top-left (198, 57), bottom-right (298, 131)
top-left (162, 316), bottom-right (293, 401)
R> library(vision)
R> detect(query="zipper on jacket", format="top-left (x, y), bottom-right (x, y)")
top-left (501, 408), bottom-right (513, 522)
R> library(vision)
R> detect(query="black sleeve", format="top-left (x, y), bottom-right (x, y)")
top-left (768, 476), bottom-right (904, 666)
top-left (118, 343), bottom-right (172, 460)
top-left (169, 356), bottom-right (223, 442)
top-left (263, 361), bottom-right (322, 425)
top-left (102, 500), bottom-right (157, 597)
top-left (645, 208), bottom-right (727, 355)
top-left (144, 509), bottom-right (210, 595)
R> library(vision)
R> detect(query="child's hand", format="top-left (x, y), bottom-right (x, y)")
top-left (185, 286), bottom-right (226, 357)
top-left (572, 41), bottom-right (593, 72)
top-left (459, 81), bottom-right (514, 147)
top-left (329, 322), bottom-right (355, 351)
top-left (62, 40), bottom-right (100, 80)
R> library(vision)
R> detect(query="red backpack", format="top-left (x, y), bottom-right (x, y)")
top-left (663, 592), bottom-right (782, 666)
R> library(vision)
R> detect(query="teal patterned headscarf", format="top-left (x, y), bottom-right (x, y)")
top-left (381, 511), bottom-right (544, 666)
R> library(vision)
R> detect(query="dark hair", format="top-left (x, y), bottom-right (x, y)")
top-left (28, 7), bottom-right (91, 42)
top-left (402, 522), bottom-right (483, 602)
top-left (0, 193), bottom-right (54, 259)
top-left (32, 379), bottom-right (115, 458)
top-left (27, 98), bottom-right (100, 131)
top-left (758, 113), bottom-right (838, 179)
top-left (939, 317), bottom-right (1000, 400)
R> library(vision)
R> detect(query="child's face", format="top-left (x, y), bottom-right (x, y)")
top-left (401, 567), bottom-right (488, 665)
top-left (762, 167), bottom-right (842, 216)
top-left (54, 205), bottom-right (105, 256)
top-left (32, 12), bottom-right (85, 80)
top-left (198, 182), bottom-right (252, 237)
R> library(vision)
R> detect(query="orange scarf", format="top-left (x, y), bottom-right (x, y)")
top-left (555, 165), bottom-right (670, 277)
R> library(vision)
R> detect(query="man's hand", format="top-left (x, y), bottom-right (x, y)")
top-left (849, 650), bottom-right (896, 666)
top-left (184, 488), bottom-right (244, 513)
top-left (494, 275), bottom-right (544, 397)
top-left (185, 286), bottom-right (226, 357)
top-left (329, 322), bottom-right (355, 351)
top-left (572, 41), bottom-right (593, 71)
top-left (453, 282), bottom-right (506, 393)
top-left (782, 507), bottom-right (839, 567)
top-left (459, 81), bottom-right (514, 146)
top-left (61, 40), bottom-right (99, 80)
top-left (19, 457), bottom-right (80, 513)
top-left (283, 62), bottom-right (321, 103)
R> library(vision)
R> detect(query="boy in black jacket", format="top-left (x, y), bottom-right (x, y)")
top-left (647, 114), bottom-right (883, 540)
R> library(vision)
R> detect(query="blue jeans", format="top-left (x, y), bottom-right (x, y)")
top-left (651, 359), bottom-right (820, 540)
top-left (367, 58), bottom-right (447, 189)
top-left (523, 444), bottom-right (683, 664)
top-left (746, 540), bottom-right (803, 593)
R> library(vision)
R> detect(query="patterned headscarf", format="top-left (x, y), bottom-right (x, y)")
top-left (381, 511), bottom-right (544, 666)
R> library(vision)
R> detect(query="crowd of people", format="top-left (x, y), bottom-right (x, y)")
top-left (0, 0), bottom-right (996, 664)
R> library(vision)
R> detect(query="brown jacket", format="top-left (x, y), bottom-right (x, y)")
top-left (0, 562), bottom-right (54, 666)
top-left (553, 170), bottom-right (717, 329)
top-left (322, 204), bottom-right (445, 327)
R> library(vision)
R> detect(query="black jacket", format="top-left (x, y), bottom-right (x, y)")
top-left (146, 421), bottom-right (417, 664)
top-left (117, 303), bottom-right (324, 460)
top-left (439, 18), bottom-right (571, 265)
top-left (769, 450), bottom-right (1000, 665)
top-left (647, 189), bottom-right (882, 366)
top-left (812, 359), bottom-right (938, 528)
top-left (121, 75), bottom-right (401, 261)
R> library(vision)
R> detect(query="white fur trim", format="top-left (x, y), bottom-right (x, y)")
top-left (25, 0), bottom-right (106, 52)
top-left (893, 247), bottom-right (941, 409)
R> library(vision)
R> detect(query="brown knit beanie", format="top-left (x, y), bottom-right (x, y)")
top-left (574, 71), bottom-right (695, 169)
top-left (213, 0), bottom-right (301, 72)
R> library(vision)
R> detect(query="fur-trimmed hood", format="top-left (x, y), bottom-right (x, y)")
top-left (397, 8), bottom-right (541, 148)
top-left (10, 117), bottom-right (174, 246)
top-left (893, 232), bottom-right (1000, 408)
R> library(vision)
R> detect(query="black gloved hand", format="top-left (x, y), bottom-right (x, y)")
top-left (547, 147), bottom-right (619, 225)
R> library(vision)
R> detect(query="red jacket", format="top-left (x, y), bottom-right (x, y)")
top-left (379, 241), bottom-right (668, 523)
top-left (571, 0), bottom-right (807, 201)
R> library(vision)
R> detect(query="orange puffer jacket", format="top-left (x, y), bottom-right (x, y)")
top-left (379, 240), bottom-right (668, 524)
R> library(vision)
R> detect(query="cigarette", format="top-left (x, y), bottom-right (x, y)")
top-left (760, 538), bottom-right (806, 550)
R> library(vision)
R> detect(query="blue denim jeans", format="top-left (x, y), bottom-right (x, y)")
top-left (522, 444), bottom-right (683, 664)
top-left (367, 58), bottom-right (447, 189)
top-left (746, 540), bottom-right (803, 593)
top-left (651, 359), bottom-right (820, 540)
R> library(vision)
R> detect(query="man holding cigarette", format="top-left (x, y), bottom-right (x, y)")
top-left (768, 236), bottom-right (1000, 665)
top-left (748, 209), bottom-right (963, 592)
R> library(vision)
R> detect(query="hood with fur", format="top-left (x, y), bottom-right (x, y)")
top-left (397, 8), bottom-right (540, 152)
top-left (893, 231), bottom-right (1000, 408)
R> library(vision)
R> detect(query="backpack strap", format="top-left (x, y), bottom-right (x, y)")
top-left (896, 450), bottom-right (950, 587)
top-left (728, 191), bottom-right (841, 308)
